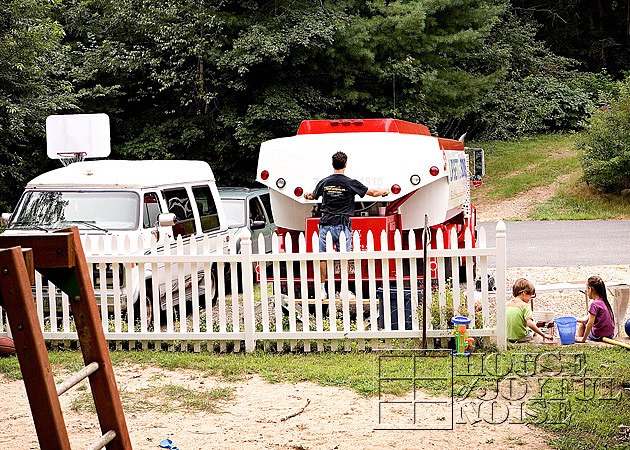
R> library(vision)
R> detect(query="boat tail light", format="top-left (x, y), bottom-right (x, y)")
top-left (391, 184), bottom-right (401, 195)
top-left (294, 187), bottom-right (303, 197)
top-left (276, 178), bottom-right (286, 188)
top-left (260, 170), bottom-right (269, 180)
top-left (410, 174), bottom-right (420, 185)
top-left (429, 166), bottom-right (440, 176)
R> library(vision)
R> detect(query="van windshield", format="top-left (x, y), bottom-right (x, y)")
top-left (8, 191), bottom-right (139, 231)
top-left (222, 199), bottom-right (247, 228)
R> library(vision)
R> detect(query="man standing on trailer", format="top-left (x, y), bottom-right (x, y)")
top-left (304, 151), bottom-right (389, 298)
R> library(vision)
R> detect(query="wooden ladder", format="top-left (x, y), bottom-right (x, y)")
top-left (0, 227), bottom-right (132, 450)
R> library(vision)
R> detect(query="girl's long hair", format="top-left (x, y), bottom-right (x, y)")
top-left (588, 276), bottom-right (614, 325)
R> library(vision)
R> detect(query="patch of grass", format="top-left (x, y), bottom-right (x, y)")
top-left (471, 132), bottom-right (630, 219)
top-left (471, 133), bottom-right (579, 201)
top-left (72, 383), bottom-right (234, 413)
top-left (531, 172), bottom-right (630, 220)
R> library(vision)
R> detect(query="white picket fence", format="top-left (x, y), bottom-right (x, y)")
top-left (0, 222), bottom-right (507, 352)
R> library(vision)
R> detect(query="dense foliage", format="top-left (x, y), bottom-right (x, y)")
top-left (1, 0), bottom-right (629, 209)
top-left (578, 76), bottom-right (630, 194)
top-left (0, 0), bottom-right (75, 211)
top-left (512, 0), bottom-right (630, 77)
top-left (55, 0), bottom-right (508, 187)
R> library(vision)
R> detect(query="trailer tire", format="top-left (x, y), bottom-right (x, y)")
top-left (458, 258), bottom-right (477, 283)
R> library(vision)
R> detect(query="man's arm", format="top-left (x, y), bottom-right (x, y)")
top-left (366, 188), bottom-right (390, 197)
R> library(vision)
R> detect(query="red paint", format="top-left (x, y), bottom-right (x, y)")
top-left (297, 119), bottom-right (431, 136)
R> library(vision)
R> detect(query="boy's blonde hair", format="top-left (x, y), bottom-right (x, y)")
top-left (512, 278), bottom-right (535, 297)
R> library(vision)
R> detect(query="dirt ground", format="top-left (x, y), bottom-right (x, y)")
top-left (0, 365), bottom-right (553, 450)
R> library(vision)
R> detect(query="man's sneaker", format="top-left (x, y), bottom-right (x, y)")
top-left (335, 291), bottom-right (356, 300)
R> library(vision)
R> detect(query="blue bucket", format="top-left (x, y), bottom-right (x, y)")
top-left (555, 316), bottom-right (577, 345)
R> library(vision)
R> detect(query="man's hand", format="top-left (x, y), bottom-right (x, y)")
top-left (367, 188), bottom-right (390, 197)
top-left (304, 192), bottom-right (314, 200)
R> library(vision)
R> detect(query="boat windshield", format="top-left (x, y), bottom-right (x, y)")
top-left (8, 190), bottom-right (139, 231)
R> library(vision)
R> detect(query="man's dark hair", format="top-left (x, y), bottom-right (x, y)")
top-left (332, 151), bottom-right (347, 170)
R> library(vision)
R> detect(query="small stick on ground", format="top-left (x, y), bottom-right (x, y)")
top-left (280, 399), bottom-right (311, 422)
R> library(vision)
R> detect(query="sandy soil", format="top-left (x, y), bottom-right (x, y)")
top-left (0, 365), bottom-right (552, 450)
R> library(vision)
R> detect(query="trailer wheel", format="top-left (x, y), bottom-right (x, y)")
top-left (458, 258), bottom-right (477, 282)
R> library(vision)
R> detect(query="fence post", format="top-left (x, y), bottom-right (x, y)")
top-left (240, 229), bottom-right (256, 352)
top-left (495, 221), bottom-right (507, 351)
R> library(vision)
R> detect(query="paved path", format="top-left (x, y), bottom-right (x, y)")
top-left (478, 220), bottom-right (630, 267)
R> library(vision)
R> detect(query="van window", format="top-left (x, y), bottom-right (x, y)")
top-left (192, 185), bottom-right (220, 232)
top-left (163, 188), bottom-right (196, 237)
top-left (260, 193), bottom-right (274, 222)
top-left (143, 192), bottom-right (162, 228)
top-left (249, 198), bottom-right (266, 224)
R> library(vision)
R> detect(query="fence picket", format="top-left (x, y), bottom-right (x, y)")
top-left (298, 233), bottom-right (311, 352)
top-left (164, 235), bottom-right (174, 335)
top-left (231, 235), bottom-right (241, 353)
top-left (436, 228), bottom-right (446, 328)
top-left (450, 228), bottom-right (461, 321)
top-left (270, 232), bottom-right (283, 352)
top-left (366, 231), bottom-right (378, 349)
top-left (202, 236), bottom-right (213, 349)
top-left (124, 236), bottom-right (135, 346)
top-left (285, 233), bottom-right (297, 351)
top-left (137, 235), bottom-right (149, 350)
top-left (216, 235), bottom-right (227, 353)
top-left (311, 231), bottom-right (324, 352)
top-left (478, 227), bottom-right (489, 328)
top-left (190, 236), bottom-right (200, 353)
top-left (339, 231), bottom-right (351, 351)
top-left (465, 228), bottom-right (476, 328)
top-left (352, 231), bottom-right (365, 351)
top-left (151, 235), bottom-right (161, 338)
top-left (408, 231), bottom-right (419, 333)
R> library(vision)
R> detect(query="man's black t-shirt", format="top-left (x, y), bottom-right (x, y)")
top-left (313, 174), bottom-right (368, 226)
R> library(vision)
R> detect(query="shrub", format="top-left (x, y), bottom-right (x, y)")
top-left (578, 76), bottom-right (630, 193)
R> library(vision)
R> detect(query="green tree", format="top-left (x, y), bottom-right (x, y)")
top-left (458, 11), bottom-right (615, 139)
top-left (0, 0), bottom-right (75, 211)
top-left (578, 76), bottom-right (630, 194)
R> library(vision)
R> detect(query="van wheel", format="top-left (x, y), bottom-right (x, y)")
top-left (208, 266), bottom-right (218, 304)
top-left (135, 291), bottom-right (154, 331)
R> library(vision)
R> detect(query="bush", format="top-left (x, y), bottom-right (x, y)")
top-left (578, 76), bottom-right (630, 193)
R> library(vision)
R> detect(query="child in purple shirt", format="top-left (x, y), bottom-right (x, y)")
top-left (577, 276), bottom-right (615, 342)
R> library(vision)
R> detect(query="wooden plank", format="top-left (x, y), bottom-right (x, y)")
top-left (64, 227), bottom-right (133, 450)
top-left (0, 232), bottom-right (75, 269)
top-left (0, 246), bottom-right (72, 450)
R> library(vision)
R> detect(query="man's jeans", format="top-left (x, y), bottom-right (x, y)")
top-left (319, 224), bottom-right (352, 252)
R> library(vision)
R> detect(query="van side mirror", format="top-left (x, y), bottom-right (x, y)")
top-left (1, 213), bottom-right (11, 227)
top-left (251, 220), bottom-right (266, 230)
top-left (158, 213), bottom-right (177, 227)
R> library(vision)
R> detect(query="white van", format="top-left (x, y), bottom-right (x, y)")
top-left (2, 159), bottom-right (228, 323)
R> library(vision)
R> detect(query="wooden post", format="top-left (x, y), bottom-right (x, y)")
top-left (495, 221), bottom-right (507, 351)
